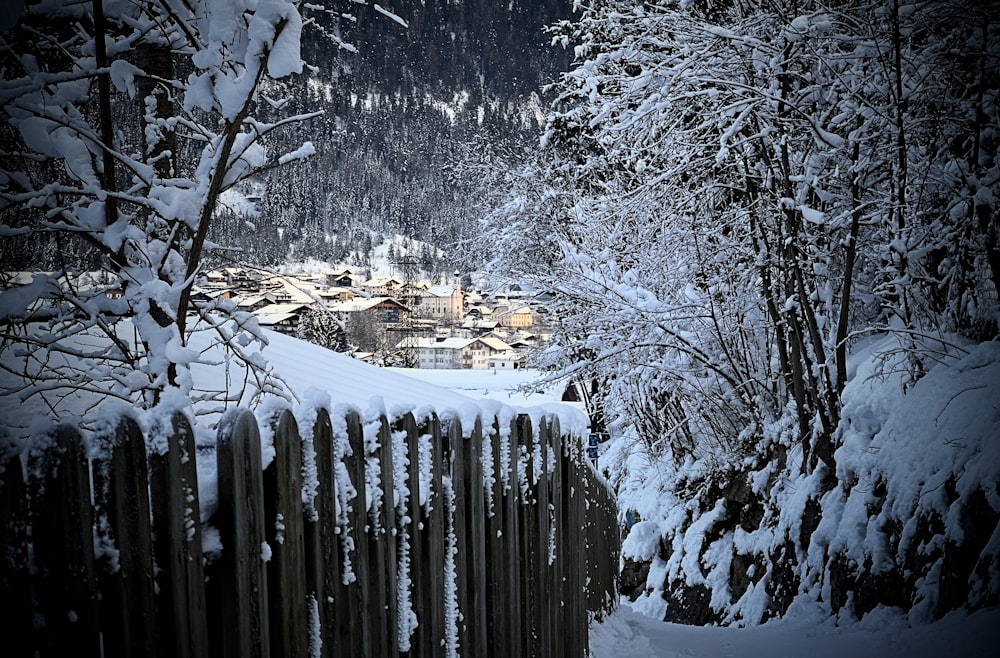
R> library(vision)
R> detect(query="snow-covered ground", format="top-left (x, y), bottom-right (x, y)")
top-left (395, 355), bottom-right (1000, 657)
top-left (590, 601), bottom-right (1000, 657)
top-left (385, 364), bottom-right (575, 409)
top-left (6, 326), bottom-right (997, 655)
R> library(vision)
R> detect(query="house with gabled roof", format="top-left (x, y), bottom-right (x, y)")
top-left (251, 302), bottom-right (312, 334)
top-left (360, 276), bottom-right (403, 297)
top-left (396, 334), bottom-right (515, 370)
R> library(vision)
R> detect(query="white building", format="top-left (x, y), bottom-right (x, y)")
top-left (397, 335), bottom-right (515, 370)
top-left (420, 282), bottom-right (463, 323)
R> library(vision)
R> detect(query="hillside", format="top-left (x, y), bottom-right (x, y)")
top-left (608, 334), bottom-right (1000, 625)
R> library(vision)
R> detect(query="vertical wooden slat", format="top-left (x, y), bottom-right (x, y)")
top-left (304, 407), bottom-right (338, 657)
top-left (263, 409), bottom-right (308, 657)
top-left (570, 452), bottom-right (589, 656)
top-left (424, 415), bottom-right (447, 655)
top-left (484, 416), bottom-right (507, 657)
top-left (446, 416), bottom-right (470, 656)
top-left (503, 415), bottom-right (523, 656)
top-left (465, 416), bottom-right (489, 658)
top-left (334, 410), bottom-right (372, 657)
top-left (536, 417), bottom-right (553, 657)
top-left (0, 436), bottom-right (33, 658)
top-left (149, 411), bottom-right (209, 658)
top-left (369, 415), bottom-right (399, 657)
top-left (29, 425), bottom-right (101, 658)
top-left (547, 418), bottom-right (565, 655)
top-left (216, 408), bottom-right (269, 658)
top-left (93, 416), bottom-right (158, 658)
top-left (398, 413), bottom-right (423, 657)
top-left (516, 414), bottom-right (535, 657)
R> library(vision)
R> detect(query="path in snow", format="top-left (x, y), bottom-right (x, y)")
top-left (589, 602), bottom-right (1000, 657)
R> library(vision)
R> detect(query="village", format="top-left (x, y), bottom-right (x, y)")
top-left (197, 265), bottom-right (556, 368)
top-left (0, 264), bottom-right (554, 371)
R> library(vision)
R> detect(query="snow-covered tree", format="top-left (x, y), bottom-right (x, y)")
top-left (483, 0), bottom-right (999, 475)
top-left (296, 306), bottom-right (348, 352)
top-left (0, 0), bottom-right (327, 426)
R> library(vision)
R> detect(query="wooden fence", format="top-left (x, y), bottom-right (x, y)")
top-left (0, 404), bottom-right (619, 657)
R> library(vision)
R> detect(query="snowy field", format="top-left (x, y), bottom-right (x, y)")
top-left (385, 365), bottom-right (575, 409)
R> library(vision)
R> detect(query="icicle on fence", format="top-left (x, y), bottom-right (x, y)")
top-left (0, 405), bottom-right (619, 658)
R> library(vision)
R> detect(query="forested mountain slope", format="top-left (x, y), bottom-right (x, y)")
top-left (208, 0), bottom-right (573, 271)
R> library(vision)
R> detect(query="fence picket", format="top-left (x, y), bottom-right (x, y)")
top-left (216, 408), bottom-right (270, 658)
top-left (465, 416), bottom-right (490, 657)
top-left (11, 404), bottom-right (619, 658)
top-left (149, 411), bottom-right (209, 658)
top-left (336, 410), bottom-right (373, 657)
top-left (483, 417), bottom-right (508, 657)
top-left (0, 437), bottom-right (32, 658)
top-left (92, 417), bottom-right (158, 658)
top-left (304, 407), bottom-right (338, 657)
top-left (424, 415), bottom-right (448, 654)
top-left (28, 425), bottom-right (101, 658)
top-left (263, 409), bottom-right (309, 657)
top-left (369, 415), bottom-right (399, 657)
top-left (398, 413), bottom-right (423, 657)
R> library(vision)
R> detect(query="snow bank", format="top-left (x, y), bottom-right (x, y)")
top-left (608, 334), bottom-right (1000, 627)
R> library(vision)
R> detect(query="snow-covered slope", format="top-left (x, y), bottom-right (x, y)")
top-left (606, 335), bottom-right (1000, 627)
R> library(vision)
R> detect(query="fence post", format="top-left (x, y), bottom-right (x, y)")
top-left (0, 436), bottom-right (32, 658)
top-left (444, 415), bottom-right (469, 656)
top-left (216, 408), bottom-right (270, 658)
top-left (304, 407), bottom-right (338, 657)
top-left (92, 416), bottom-right (158, 658)
top-left (263, 409), bottom-right (309, 657)
top-left (397, 412), bottom-right (422, 656)
top-left (28, 425), bottom-right (101, 658)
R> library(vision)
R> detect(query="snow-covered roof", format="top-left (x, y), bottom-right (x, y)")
top-left (327, 296), bottom-right (409, 313)
top-left (473, 336), bottom-right (514, 352)
top-left (424, 285), bottom-right (457, 298)
top-left (252, 303), bottom-right (310, 324)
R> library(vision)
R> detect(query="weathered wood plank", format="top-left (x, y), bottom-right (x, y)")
top-left (28, 425), bottom-right (101, 658)
top-left (547, 418), bottom-right (566, 657)
top-left (535, 416), bottom-right (552, 657)
top-left (445, 415), bottom-right (470, 656)
top-left (304, 407), bottom-right (338, 658)
top-left (369, 415), bottom-right (399, 657)
top-left (424, 415), bottom-right (447, 655)
top-left (149, 411), bottom-right (209, 658)
top-left (503, 414), bottom-right (524, 656)
top-left (0, 436), bottom-right (33, 658)
top-left (263, 409), bottom-right (309, 657)
top-left (516, 414), bottom-right (535, 657)
top-left (397, 413), bottom-right (422, 657)
top-left (92, 416), bottom-right (158, 658)
top-left (216, 408), bottom-right (269, 658)
top-left (484, 416), bottom-right (507, 657)
top-left (465, 416), bottom-right (489, 657)
top-left (333, 410), bottom-right (372, 657)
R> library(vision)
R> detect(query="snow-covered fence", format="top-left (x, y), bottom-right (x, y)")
top-left (0, 404), bottom-right (618, 657)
